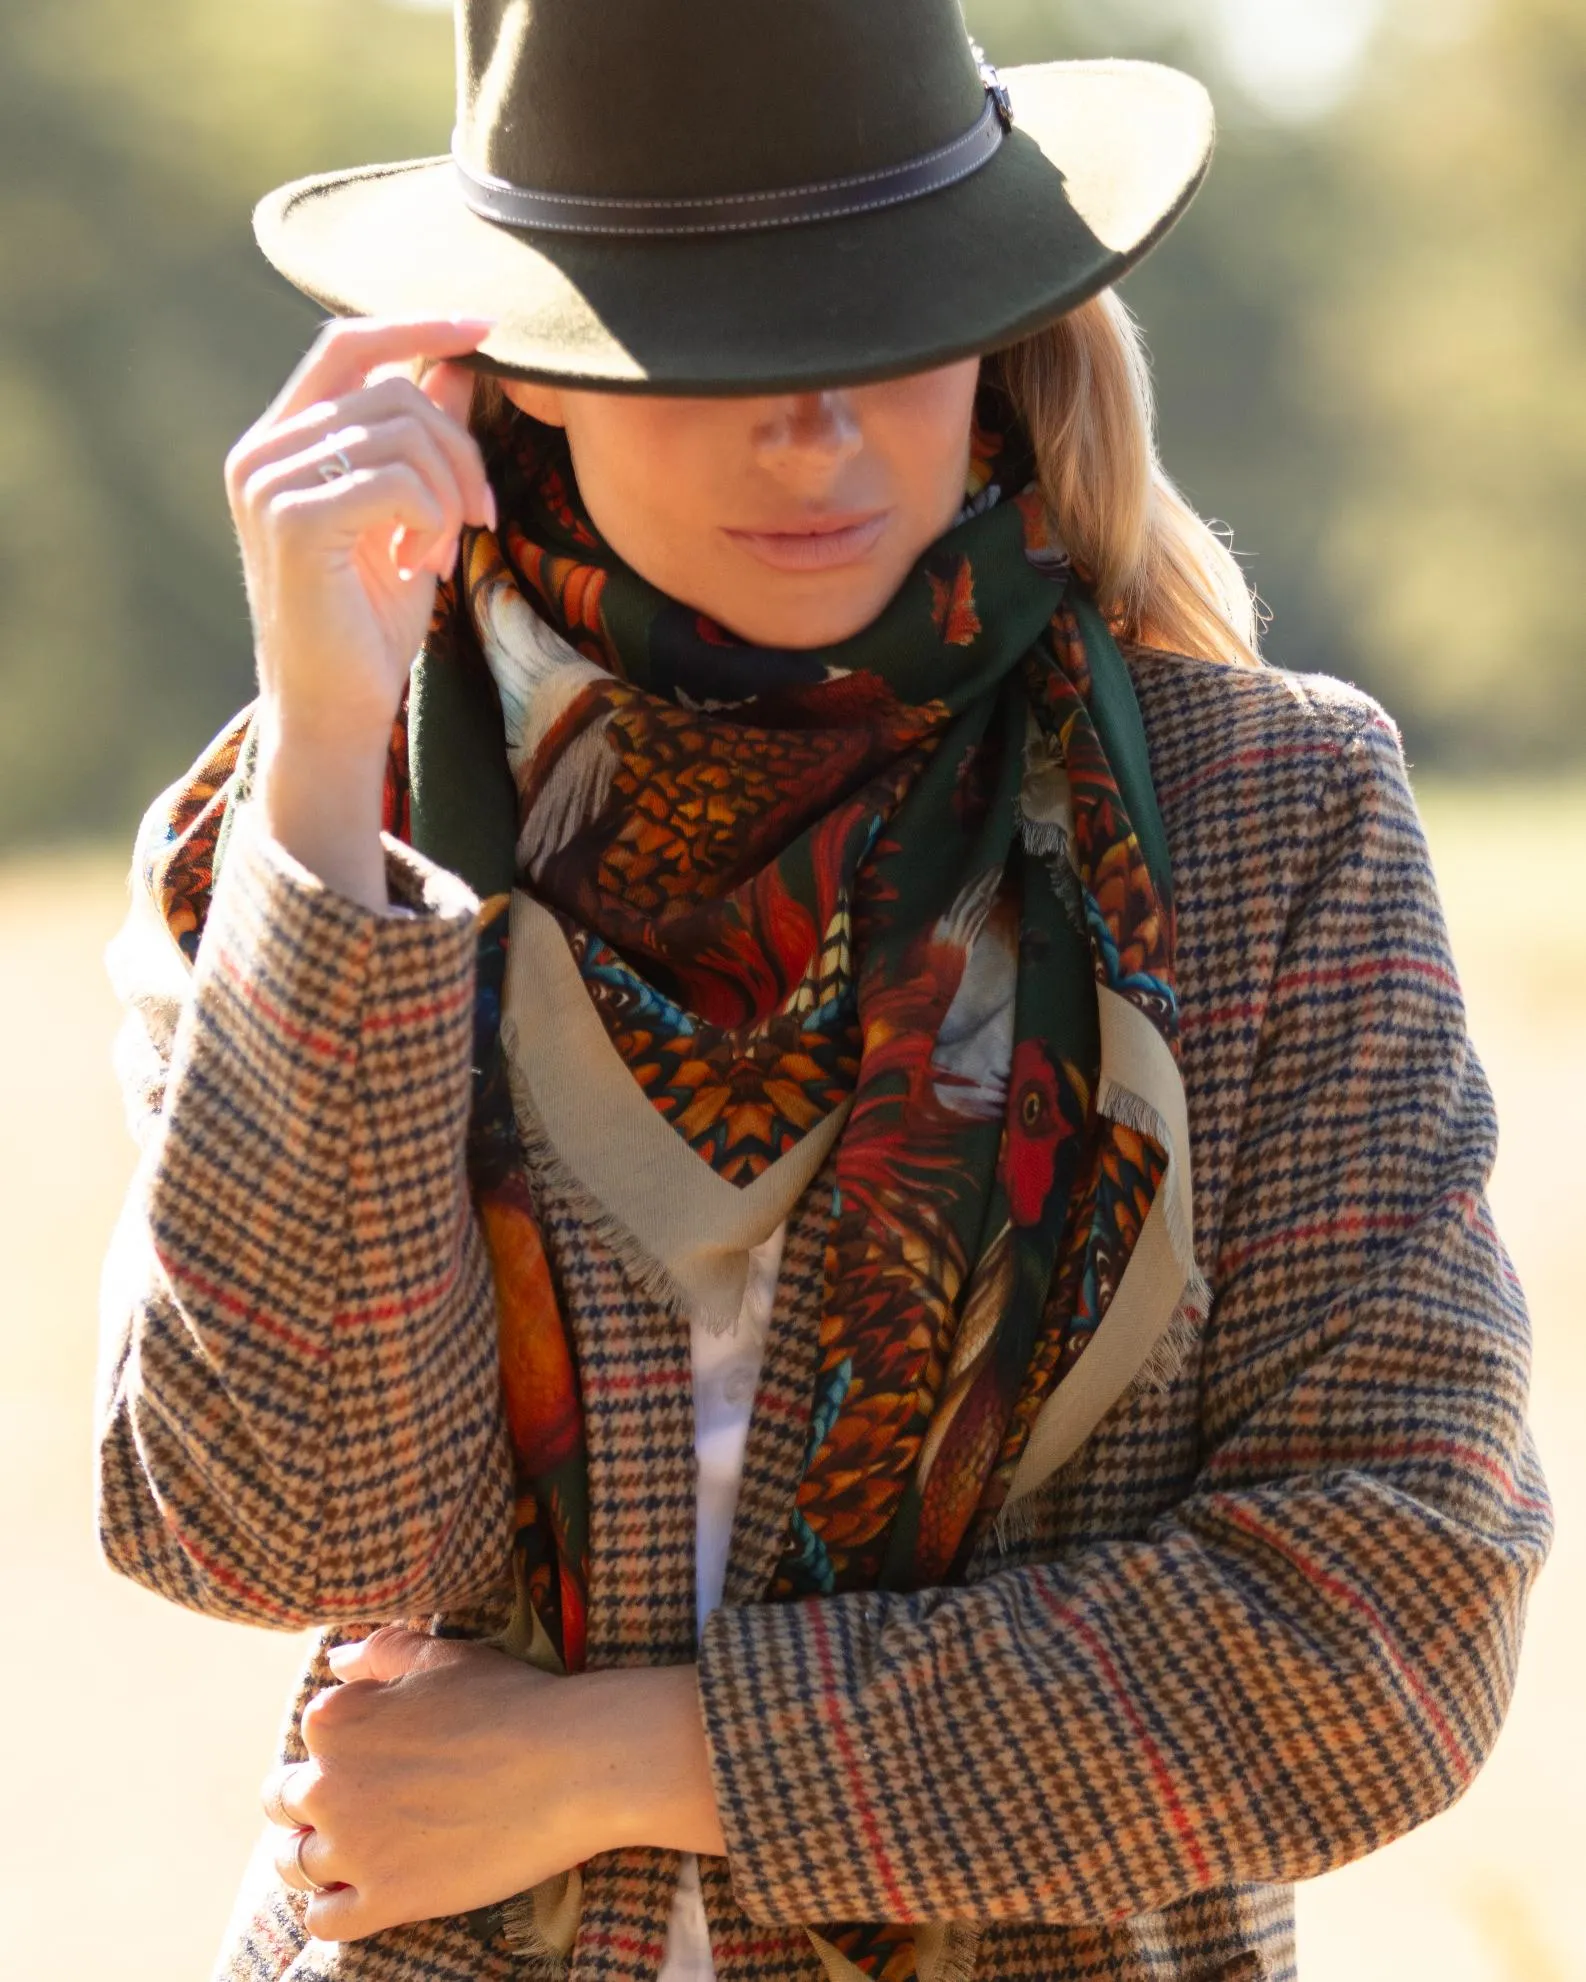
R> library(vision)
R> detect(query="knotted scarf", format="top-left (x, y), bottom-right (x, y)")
top-left (142, 383), bottom-right (1203, 1981)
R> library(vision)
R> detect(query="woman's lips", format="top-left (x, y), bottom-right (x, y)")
top-left (723, 511), bottom-right (890, 572)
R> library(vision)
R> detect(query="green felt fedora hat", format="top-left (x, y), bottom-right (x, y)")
top-left (252, 0), bottom-right (1215, 395)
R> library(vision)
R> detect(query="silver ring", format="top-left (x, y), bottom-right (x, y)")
top-left (292, 1826), bottom-right (331, 1895)
top-left (316, 446), bottom-right (354, 484)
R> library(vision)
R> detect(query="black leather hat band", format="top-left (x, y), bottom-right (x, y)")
top-left (452, 86), bottom-right (1010, 239)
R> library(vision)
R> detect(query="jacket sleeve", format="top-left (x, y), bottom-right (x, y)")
top-left (695, 703), bottom-right (1553, 1926)
top-left (94, 799), bottom-right (514, 1629)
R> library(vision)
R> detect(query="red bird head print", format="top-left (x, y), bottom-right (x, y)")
top-left (1000, 1039), bottom-right (1083, 1228)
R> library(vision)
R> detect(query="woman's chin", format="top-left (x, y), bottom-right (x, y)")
top-left (711, 569), bottom-right (907, 651)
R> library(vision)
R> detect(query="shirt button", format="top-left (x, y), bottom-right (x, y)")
top-left (723, 1367), bottom-right (756, 1406)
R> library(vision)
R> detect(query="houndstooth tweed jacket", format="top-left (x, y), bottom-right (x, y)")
top-left (96, 649), bottom-right (1553, 1981)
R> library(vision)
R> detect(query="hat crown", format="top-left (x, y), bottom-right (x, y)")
top-left (455, 0), bottom-right (988, 201)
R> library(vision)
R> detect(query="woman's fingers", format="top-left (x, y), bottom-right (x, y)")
top-left (265, 373), bottom-right (493, 519)
top-left (228, 378), bottom-right (494, 545)
top-left (303, 1880), bottom-right (367, 1943)
top-left (417, 360), bottom-right (497, 527)
top-left (323, 413), bottom-right (467, 570)
top-left (247, 447), bottom-right (453, 579)
top-left (273, 1822), bottom-right (342, 1895)
top-left (262, 315), bottom-right (496, 430)
top-left (328, 1623), bottom-right (471, 1683)
top-left (260, 1761), bottom-right (315, 1830)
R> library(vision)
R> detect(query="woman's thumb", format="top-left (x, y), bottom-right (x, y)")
top-left (326, 1624), bottom-right (429, 1683)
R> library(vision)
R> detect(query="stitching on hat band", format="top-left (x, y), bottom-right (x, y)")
top-left (451, 90), bottom-right (1008, 239)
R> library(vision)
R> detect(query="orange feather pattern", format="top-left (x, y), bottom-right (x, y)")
top-left (928, 555), bottom-right (982, 647)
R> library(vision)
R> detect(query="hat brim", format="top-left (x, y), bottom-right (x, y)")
top-left (252, 60), bottom-right (1213, 395)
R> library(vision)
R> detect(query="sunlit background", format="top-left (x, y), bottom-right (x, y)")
top-left (1, 2), bottom-right (1579, 1976)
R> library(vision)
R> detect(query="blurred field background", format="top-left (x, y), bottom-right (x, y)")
top-left (0, 0), bottom-right (1580, 1975)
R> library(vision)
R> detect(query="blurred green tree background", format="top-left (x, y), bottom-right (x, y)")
top-left (2, 0), bottom-right (1581, 850)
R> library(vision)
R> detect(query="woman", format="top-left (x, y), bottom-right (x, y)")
top-left (96, 4), bottom-right (1551, 1979)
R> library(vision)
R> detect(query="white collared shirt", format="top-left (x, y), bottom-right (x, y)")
top-left (658, 1222), bottom-right (788, 1982)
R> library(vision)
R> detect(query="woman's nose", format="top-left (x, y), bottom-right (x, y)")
top-left (751, 392), bottom-right (863, 473)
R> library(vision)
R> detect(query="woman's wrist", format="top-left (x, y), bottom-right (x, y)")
top-left (255, 711), bottom-right (393, 912)
top-left (566, 1664), bottom-right (727, 1861)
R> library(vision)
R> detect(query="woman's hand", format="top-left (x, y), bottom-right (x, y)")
top-left (224, 316), bottom-right (499, 906)
top-left (227, 314), bottom-right (497, 753)
top-left (262, 1626), bottom-right (725, 1942)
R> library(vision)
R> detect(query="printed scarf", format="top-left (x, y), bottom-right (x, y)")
top-left (143, 385), bottom-right (1202, 1981)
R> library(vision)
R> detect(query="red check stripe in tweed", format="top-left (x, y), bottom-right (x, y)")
top-left (95, 651), bottom-right (1551, 1981)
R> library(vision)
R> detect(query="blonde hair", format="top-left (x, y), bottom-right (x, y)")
top-left (991, 290), bottom-right (1261, 666)
top-left (461, 288), bottom-right (1262, 667)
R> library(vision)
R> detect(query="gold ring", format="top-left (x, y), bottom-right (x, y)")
top-left (261, 1765), bottom-right (299, 1830)
top-left (291, 1826), bottom-right (331, 1895)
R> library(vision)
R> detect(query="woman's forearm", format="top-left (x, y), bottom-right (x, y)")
top-left (255, 718), bottom-right (391, 912)
top-left (575, 1664), bottom-right (727, 1860)
top-left (97, 801), bottom-right (514, 1627)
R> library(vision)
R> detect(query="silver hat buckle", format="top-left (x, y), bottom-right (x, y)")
top-left (972, 42), bottom-right (1015, 129)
